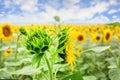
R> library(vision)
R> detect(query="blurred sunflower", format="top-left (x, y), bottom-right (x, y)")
top-left (68, 30), bottom-right (77, 40)
top-left (0, 31), bottom-right (2, 38)
top-left (13, 26), bottom-right (20, 33)
top-left (4, 48), bottom-right (12, 57)
top-left (65, 43), bottom-right (76, 71)
top-left (67, 41), bottom-right (75, 49)
top-left (76, 32), bottom-right (86, 43)
top-left (0, 23), bottom-right (13, 42)
top-left (49, 31), bottom-right (56, 36)
top-left (91, 33), bottom-right (102, 43)
top-left (103, 29), bottom-right (113, 43)
top-left (115, 34), bottom-right (120, 41)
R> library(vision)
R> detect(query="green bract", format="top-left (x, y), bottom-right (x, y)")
top-left (24, 28), bottom-right (51, 57)
top-left (57, 28), bottom-right (69, 60)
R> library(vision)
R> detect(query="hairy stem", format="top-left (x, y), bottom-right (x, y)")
top-left (44, 54), bottom-right (53, 80)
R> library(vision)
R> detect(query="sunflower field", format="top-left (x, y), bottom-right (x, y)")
top-left (0, 22), bottom-right (120, 80)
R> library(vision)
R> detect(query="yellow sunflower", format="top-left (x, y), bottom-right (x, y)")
top-left (67, 41), bottom-right (75, 49)
top-left (91, 33), bottom-right (102, 43)
top-left (115, 34), bottom-right (120, 41)
top-left (49, 31), bottom-right (56, 36)
top-left (0, 23), bottom-right (13, 42)
top-left (13, 25), bottom-right (20, 33)
top-left (0, 31), bottom-right (2, 38)
top-left (103, 29), bottom-right (113, 43)
top-left (68, 30), bottom-right (77, 40)
top-left (65, 41), bottom-right (76, 71)
top-left (76, 32), bottom-right (86, 43)
top-left (4, 48), bottom-right (13, 57)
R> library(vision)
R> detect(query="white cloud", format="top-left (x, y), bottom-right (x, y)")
top-left (46, 0), bottom-right (61, 9)
top-left (63, 15), bottom-right (110, 24)
top-left (20, 0), bottom-right (38, 13)
top-left (0, 13), bottom-right (51, 24)
top-left (92, 2), bottom-right (109, 13)
top-left (108, 9), bottom-right (118, 14)
top-left (109, 0), bottom-right (118, 5)
top-left (10, 0), bottom-right (39, 13)
top-left (41, 1), bottom-right (110, 21)
top-left (87, 15), bottom-right (110, 23)
top-left (0, 14), bottom-right (4, 17)
top-left (112, 15), bottom-right (117, 18)
top-left (3, 0), bottom-right (39, 13)
top-left (4, 0), bottom-right (12, 8)
top-left (0, 0), bottom-right (112, 24)
top-left (112, 15), bottom-right (120, 22)
top-left (12, 0), bottom-right (24, 5)
top-left (63, 0), bottom-right (80, 8)
top-left (91, 0), bottom-right (119, 6)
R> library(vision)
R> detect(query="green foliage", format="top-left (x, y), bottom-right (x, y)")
top-left (24, 28), bottom-right (51, 66)
top-left (82, 46), bottom-right (110, 53)
top-left (1, 26), bottom-right (120, 80)
top-left (57, 28), bottom-right (69, 60)
top-left (19, 27), bottom-right (27, 35)
top-left (62, 70), bottom-right (83, 80)
top-left (109, 68), bottom-right (120, 80)
top-left (83, 76), bottom-right (97, 80)
top-left (54, 16), bottom-right (60, 22)
top-left (107, 22), bottom-right (120, 27)
top-left (32, 54), bottom-right (43, 65)
top-left (11, 66), bottom-right (41, 75)
top-left (75, 44), bottom-right (119, 80)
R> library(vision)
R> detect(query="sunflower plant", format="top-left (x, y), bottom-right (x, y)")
top-left (20, 27), bottom-right (61, 80)
top-left (19, 27), bottom-right (83, 80)
top-left (0, 23), bottom-right (13, 42)
top-left (20, 28), bottom-right (52, 79)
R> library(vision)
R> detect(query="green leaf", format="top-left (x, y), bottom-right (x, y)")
top-left (109, 68), bottom-right (120, 80)
top-left (0, 45), bottom-right (16, 51)
top-left (10, 66), bottom-right (41, 75)
top-left (62, 70), bottom-right (83, 80)
top-left (4, 58), bottom-right (31, 66)
top-left (0, 68), bottom-right (7, 72)
top-left (18, 47), bottom-right (26, 53)
top-left (91, 46), bottom-right (110, 52)
top-left (83, 76), bottom-right (97, 80)
top-left (82, 46), bottom-right (110, 53)
top-left (32, 54), bottom-right (43, 65)
top-left (51, 44), bottom-right (66, 64)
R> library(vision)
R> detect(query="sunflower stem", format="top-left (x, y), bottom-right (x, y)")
top-left (15, 34), bottom-right (19, 62)
top-left (44, 54), bottom-right (53, 80)
top-left (33, 61), bottom-right (40, 80)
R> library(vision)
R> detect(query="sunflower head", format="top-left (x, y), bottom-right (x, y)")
top-left (68, 30), bottom-right (77, 40)
top-left (4, 48), bottom-right (13, 57)
top-left (13, 25), bottom-right (20, 33)
top-left (0, 23), bottom-right (13, 42)
top-left (91, 33), bottom-right (102, 43)
top-left (103, 29), bottom-right (113, 43)
top-left (76, 32), bottom-right (86, 43)
top-left (65, 41), bottom-right (76, 71)
top-left (115, 34), bottom-right (120, 41)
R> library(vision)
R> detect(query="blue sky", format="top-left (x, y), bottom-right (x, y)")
top-left (0, 0), bottom-right (120, 24)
